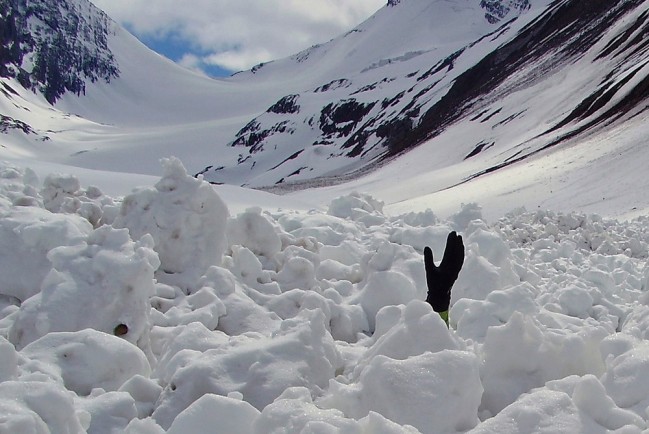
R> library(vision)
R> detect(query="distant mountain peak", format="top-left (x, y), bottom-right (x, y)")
top-left (480, 0), bottom-right (531, 23)
top-left (388, 0), bottom-right (532, 23)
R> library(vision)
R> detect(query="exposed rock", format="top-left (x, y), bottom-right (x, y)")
top-left (315, 79), bottom-right (352, 93)
top-left (319, 99), bottom-right (376, 137)
top-left (480, 0), bottom-right (531, 24)
top-left (231, 119), bottom-right (294, 154)
top-left (267, 95), bottom-right (300, 114)
top-left (0, 114), bottom-right (35, 134)
top-left (0, 0), bottom-right (119, 103)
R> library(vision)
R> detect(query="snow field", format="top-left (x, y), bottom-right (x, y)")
top-left (1, 158), bottom-right (649, 433)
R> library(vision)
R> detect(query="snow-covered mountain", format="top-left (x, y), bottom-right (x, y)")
top-left (198, 0), bottom-right (546, 186)
top-left (3, 0), bottom-right (649, 217)
top-left (0, 0), bottom-right (118, 103)
top-left (201, 0), bottom-right (649, 189)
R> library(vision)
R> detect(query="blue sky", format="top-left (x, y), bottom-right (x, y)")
top-left (90, 1), bottom-right (385, 77)
top-left (131, 30), bottom-right (233, 77)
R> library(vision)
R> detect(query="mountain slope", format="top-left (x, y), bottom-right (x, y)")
top-left (199, 0), bottom-right (548, 186)
top-left (200, 0), bottom-right (649, 189)
top-left (3, 0), bottom-right (649, 220)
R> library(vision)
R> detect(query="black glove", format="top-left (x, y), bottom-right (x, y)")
top-left (424, 231), bottom-right (464, 313)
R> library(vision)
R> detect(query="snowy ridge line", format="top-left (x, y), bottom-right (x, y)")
top-left (2, 159), bottom-right (649, 433)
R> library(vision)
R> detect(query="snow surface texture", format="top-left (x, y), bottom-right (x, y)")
top-left (2, 159), bottom-right (649, 433)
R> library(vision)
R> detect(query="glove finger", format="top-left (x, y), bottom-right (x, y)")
top-left (440, 231), bottom-right (458, 270)
top-left (424, 246), bottom-right (435, 271)
top-left (455, 234), bottom-right (465, 269)
top-left (442, 232), bottom-right (465, 279)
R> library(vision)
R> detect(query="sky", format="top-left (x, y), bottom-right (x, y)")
top-left (88, 0), bottom-right (386, 77)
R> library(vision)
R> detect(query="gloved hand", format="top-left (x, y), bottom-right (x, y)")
top-left (424, 231), bottom-right (464, 314)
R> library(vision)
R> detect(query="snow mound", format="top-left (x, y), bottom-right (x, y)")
top-left (8, 224), bottom-right (159, 351)
top-left (0, 381), bottom-right (89, 433)
top-left (115, 157), bottom-right (228, 289)
top-left (20, 329), bottom-right (150, 395)
top-left (2, 160), bottom-right (649, 433)
top-left (321, 350), bottom-right (482, 433)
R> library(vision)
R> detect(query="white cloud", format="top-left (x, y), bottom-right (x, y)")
top-left (204, 47), bottom-right (274, 73)
top-left (177, 53), bottom-right (210, 76)
top-left (89, 0), bottom-right (386, 72)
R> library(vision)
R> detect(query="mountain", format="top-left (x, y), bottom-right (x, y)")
top-left (0, 0), bottom-right (118, 103)
top-left (198, 0), bottom-right (546, 186)
top-left (2, 0), bottom-right (649, 218)
top-left (198, 0), bottom-right (649, 189)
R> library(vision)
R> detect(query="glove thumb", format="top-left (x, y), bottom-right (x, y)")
top-left (424, 246), bottom-right (435, 271)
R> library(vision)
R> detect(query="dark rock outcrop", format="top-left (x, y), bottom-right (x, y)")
top-left (0, 0), bottom-right (119, 103)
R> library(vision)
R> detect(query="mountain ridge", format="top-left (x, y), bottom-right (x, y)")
top-left (2, 0), bottom-right (649, 221)
top-left (199, 0), bottom-right (547, 187)
top-left (0, 0), bottom-right (119, 103)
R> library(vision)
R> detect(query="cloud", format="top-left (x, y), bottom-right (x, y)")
top-left (177, 53), bottom-right (209, 76)
top-left (89, 0), bottom-right (385, 73)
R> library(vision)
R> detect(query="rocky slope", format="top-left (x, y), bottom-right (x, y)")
top-left (0, 0), bottom-right (118, 103)
top-left (2, 0), bottom-right (649, 195)
top-left (200, 0), bottom-right (649, 189)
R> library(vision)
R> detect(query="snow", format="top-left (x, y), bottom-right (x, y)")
top-left (3, 1), bottom-right (649, 430)
top-left (2, 158), bottom-right (649, 433)
top-left (114, 158), bottom-right (229, 288)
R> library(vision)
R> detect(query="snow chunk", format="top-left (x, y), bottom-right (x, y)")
top-left (451, 224), bottom-right (519, 304)
top-left (41, 173), bottom-right (81, 210)
top-left (119, 374), bottom-right (163, 419)
top-left (390, 223), bottom-right (451, 253)
top-left (0, 165), bottom-right (41, 207)
top-left (41, 172), bottom-right (116, 228)
top-left (8, 225), bottom-right (160, 351)
top-left (20, 329), bottom-right (151, 395)
top-left (279, 212), bottom-right (361, 247)
top-left (452, 282), bottom-right (539, 341)
top-left (0, 381), bottom-right (89, 433)
top-left (321, 350), bottom-right (482, 434)
top-left (472, 389), bottom-right (603, 433)
top-left (167, 394), bottom-right (260, 434)
top-left (356, 270), bottom-right (416, 331)
top-left (78, 390), bottom-right (138, 434)
top-left (255, 387), bottom-right (421, 433)
top-left (328, 191), bottom-right (385, 226)
top-left (358, 301), bottom-right (459, 370)
top-left (572, 375), bottom-right (645, 430)
top-left (0, 336), bottom-right (17, 381)
top-left (480, 312), bottom-right (607, 415)
top-left (352, 239), bottom-right (425, 332)
top-left (475, 375), bottom-right (645, 433)
top-left (152, 309), bottom-right (341, 429)
top-left (124, 418), bottom-right (165, 434)
top-left (115, 157), bottom-right (228, 288)
top-left (0, 206), bottom-right (92, 301)
top-left (601, 344), bottom-right (649, 411)
top-left (450, 203), bottom-right (483, 231)
top-left (196, 265), bottom-right (281, 335)
top-left (227, 207), bottom-right (282, 258)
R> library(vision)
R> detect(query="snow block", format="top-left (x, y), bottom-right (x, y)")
top-left (115, 157), bottom-right (228, 288)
